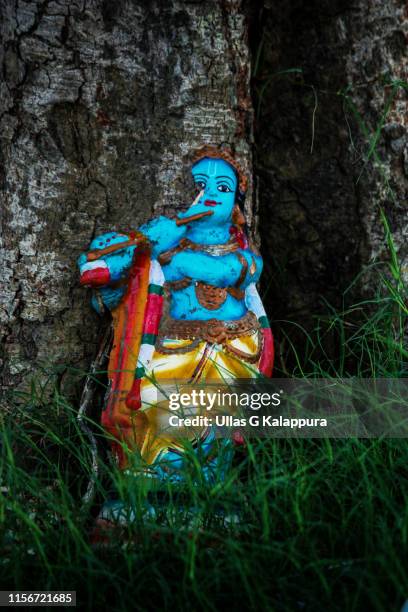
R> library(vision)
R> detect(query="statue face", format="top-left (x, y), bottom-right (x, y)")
top-left (191, 157), bottom-right (237, 224)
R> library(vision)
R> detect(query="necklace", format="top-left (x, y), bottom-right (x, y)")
top-left (158, 235), bottom-right (240, 266)
top-left (180, 236), bottom-right (240, 255)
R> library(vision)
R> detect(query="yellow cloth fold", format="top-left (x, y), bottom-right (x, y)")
top-left (136, 329), bottom-right (262, 465)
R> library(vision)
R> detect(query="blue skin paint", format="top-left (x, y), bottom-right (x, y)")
top-left (77, 158), bottom-right (263, 320)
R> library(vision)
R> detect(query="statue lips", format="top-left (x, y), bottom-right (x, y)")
top-left (204, 200), bottom-right (220, 207)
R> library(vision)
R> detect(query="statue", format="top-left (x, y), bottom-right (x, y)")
top-left (77, 145), bottom-right (274, 528)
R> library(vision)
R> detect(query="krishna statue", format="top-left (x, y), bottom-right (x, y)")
top-left (77, 145), bottom-right (274, 526)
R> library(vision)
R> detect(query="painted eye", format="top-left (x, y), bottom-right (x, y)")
top-left (217, 184), bottom-right (232, 193)
top-left (195, 181), bottom-right (206, 191)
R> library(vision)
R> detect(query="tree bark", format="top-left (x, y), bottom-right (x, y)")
top-left (1, 0), bottom-right (406, 394)
top-left (0, 0), bottom-right (254, 396)
top-left (254, 0), bottom-right (407, 337)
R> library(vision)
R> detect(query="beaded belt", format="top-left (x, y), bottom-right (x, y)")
top-left (156, 311), bottom-right (262, 363)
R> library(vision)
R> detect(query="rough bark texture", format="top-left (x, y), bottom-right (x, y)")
top-left (1, 0), bottom-right (407, 394)
top-left (254, 0), bottom-right (407, 340)
top-left (0, 0), bottom-right (254, 396)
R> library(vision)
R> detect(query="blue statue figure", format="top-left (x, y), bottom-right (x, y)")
top-left (77, 145), bottom-right (274, 526)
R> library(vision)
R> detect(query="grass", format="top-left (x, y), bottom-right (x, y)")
top-left (2, 404), bottom-right (408, 610)
top-left (0, 217), bottom-right (407, 611)
top-left (276, 212), bottom-right (407, 380)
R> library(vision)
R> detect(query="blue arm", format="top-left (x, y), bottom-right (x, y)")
top-left (139, 216), bottom-right (187, 257)
top-left (170, 249), bottom-right (263, 289)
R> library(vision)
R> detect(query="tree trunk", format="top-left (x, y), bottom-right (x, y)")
top-left (1, 0), bottom-right (406, 394)
top-left (0, 0), bottom-right (254, 397)
top-left (254, 0), bottom-right (407, 337)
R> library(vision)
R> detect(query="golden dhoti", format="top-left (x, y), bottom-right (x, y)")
top-left (138, 326), bottom-right (262, 468)
top-left (102, 309), bottom-right (265, 480)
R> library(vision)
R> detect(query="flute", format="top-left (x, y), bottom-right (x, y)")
top-left (175, 210), bottom-right (213, 226)
top-left (86, 191), bottom-right (211, 261)
top-left (86, 238), bottom-right (142, 261)
top-left (175, 189), bottom-right (213, 225)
